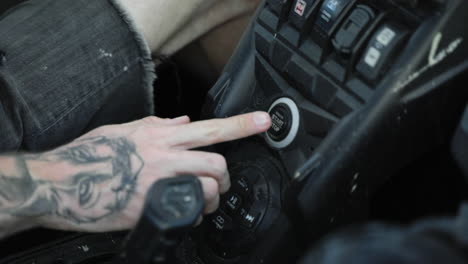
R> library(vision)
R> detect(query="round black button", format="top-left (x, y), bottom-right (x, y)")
top-left (267, 103), bottom-right (292, 141)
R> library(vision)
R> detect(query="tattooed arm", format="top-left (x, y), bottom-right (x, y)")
top-left (0, 112), bottom-right (271, 239)
top-left (0, 137), bottom-right (143, 238)
top-left (0, 155), bottom-right (39, 238)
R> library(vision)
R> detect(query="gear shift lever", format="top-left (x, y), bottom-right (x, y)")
top-left (119, 175), bottom-right (205, 264)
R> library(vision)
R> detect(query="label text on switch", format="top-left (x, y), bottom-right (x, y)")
top-left (295, 0), bottom-right (307, 16)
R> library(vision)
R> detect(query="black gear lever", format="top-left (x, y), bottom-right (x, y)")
top-left (118, 175), bottom-right (205, 264)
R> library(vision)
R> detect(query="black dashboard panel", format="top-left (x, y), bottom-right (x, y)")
top-left (192, 0), bottom-right (468, 263)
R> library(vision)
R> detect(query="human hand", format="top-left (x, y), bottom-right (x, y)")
top-left (22, 112), bottom-right (271, 232)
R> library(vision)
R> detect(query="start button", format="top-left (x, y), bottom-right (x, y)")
top-left (268, 103), bottom-right (292, 141)
top-left (266, 97), bottom-right (300, 149)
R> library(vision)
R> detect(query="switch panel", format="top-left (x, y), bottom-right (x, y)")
top-left (356, 23), bottom-right (408, 82)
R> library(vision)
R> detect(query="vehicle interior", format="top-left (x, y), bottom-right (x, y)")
top-left (1, 0), bottom-right (467, 263)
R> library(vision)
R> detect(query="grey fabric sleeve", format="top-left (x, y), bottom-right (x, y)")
top-left (0, 0), bottom-right (156, 152)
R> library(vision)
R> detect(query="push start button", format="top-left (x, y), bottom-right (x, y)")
top-left (266, 97), bottom-right (300, 149)
top-left (268, 103), bottom-right (292, 141)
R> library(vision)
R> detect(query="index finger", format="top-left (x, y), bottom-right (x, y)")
top-left (167, 111), bottom-right (271, 150)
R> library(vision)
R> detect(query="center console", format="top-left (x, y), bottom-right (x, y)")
top-left (180, 0), bottom-right (468, 263)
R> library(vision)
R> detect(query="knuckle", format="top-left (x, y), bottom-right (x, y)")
top-left (235, 116), bottom-right (249, 131)
top-left (141, 116), bottom-right (163, 125)
top-left (94, 124), bottom-right (115, 133)
top-left (221, 170), bottom-right (231, 194)
top-left (208, 153), bottom-right (227, 174)
top-left (202, 178), bottom-right (219, 199)
top-left (206, 125), bottom-right (223, 142)
top-left (147, 126), bottom-right (173, 142)
top-left (206, 195), bottom-right (220, 214)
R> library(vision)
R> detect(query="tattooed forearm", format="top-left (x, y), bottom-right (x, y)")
top-left (0, 136), bottom-right (143, 230)
top-left (0, 157), bottom-right (36, 208)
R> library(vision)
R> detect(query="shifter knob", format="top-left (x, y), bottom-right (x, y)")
top-left (120, 175), bottom-right (205, 264)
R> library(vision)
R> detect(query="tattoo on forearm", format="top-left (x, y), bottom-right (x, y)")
top-left (0, 136), bottom-right (144, 224)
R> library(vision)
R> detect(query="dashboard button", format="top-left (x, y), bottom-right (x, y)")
top-left (268, 103), bottom-right (293, 141)
top-left (356, 23), bottom-right (408, 81)
top-left (225, 193), bottom-right (242, 212)
top-left (313, 0), bottom-right (353, 42)
top-left (234, 176), bottom-right (251, 197)
top-left (238, 208), bottom-right (260, 229)
top-left (266, 98), bottom-right (301, 149)
top-left (289, 0), bottom-right (319, 31)
top-left (332, 5), bottom-right (375, 55)
top-left (209, 210), bottom-right (233, 231)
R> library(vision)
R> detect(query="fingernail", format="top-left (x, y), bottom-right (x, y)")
top-left (253, 112), bottom-right (270, 127)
